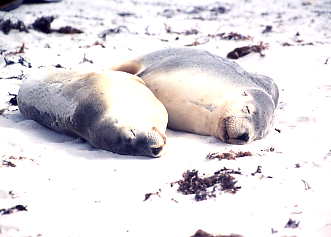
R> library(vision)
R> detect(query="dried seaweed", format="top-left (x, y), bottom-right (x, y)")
top-left (98, 26), bottom-right (129, 40)
top-left (191, 229), bottom-right (243, 237)
top-left (209, 32), bottom-right (252, 41)
top-left (31, 16), bottom-right (55, 34)
top-left (262, 25), bottom-right (272, 34)
top-left (206, 151), bottom-right (252, 160)
top-left (0, 18), bottom-right (29, 34)
top-left (0, 205), bottom-right (27, 215)
top-left (227, 42), bottom-right (269, 59)
top-left (31, 16), bottom-right (83, 34)
top-left (1, 160), bottom-right (16, 167)
top-left (8, 93), bottom-right (17, 106)
top-left (57, 26), bottom-right (83, 34)
top-left (174, 168), bottom-right (241, 201)
top-left (143, 189), bottom-right (161, 201)
top-left (284, 218), bottom-right (300, 228)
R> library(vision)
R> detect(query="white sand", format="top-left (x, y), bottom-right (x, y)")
top-left (0, 0), bottom-right (331, 236)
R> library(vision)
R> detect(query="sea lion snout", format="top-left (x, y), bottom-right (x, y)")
top-left (144, 127), bottom-right (167, 157)
top-left (222, 116), bottom-right (254, 145)
top-left (93, 126), bottom-right (166, 158)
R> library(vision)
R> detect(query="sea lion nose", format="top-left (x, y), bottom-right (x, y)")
top-left (236, 132), bottom-right (250, 142)
top-left (145, 127), bottom-right (166, 157)
top-left (150, 146), bottom-right (163, 157)
top-left (223, 116), bottom-right (252, 144)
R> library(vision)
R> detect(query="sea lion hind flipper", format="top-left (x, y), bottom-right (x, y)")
top-left (111, 60), bottom-right (143, 75)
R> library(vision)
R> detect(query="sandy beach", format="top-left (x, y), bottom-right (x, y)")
top-left (0, 0), bottom-right (331, 236)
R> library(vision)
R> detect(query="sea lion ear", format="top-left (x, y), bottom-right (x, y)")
top-left (111, 60), bottom-right (143, 75)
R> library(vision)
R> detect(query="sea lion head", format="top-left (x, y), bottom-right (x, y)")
top-left (70, 71), bottom-right (168, 158)
top-left (216, 89), bottom-right (276, 145)
top-left (88, 117), bottom-right (167, 158)
top-left (114, 126), bottom-right (167, 158)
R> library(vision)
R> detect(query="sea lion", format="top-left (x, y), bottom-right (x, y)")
top-left (17, 70), bottom-right (168, 157)
top-left (112, 48), bottom-right (279, 144)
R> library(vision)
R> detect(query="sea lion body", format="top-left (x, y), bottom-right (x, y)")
top-left (17, 70), bottom-right (168, 157)
top-left (112, 48), bottom-right (279, 144)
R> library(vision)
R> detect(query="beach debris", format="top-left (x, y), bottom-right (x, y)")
top-left (3, 55), bottom-right (31, 68)
top-left (281, 32), bottom-right (314, 47)
top-left (143, 193), bottom-right (153, 201)
top-left (2, 155), bottom-right (38, 166)
top-left (80, 53), bottom-right (93, 64)
top-left (0, 205), bottom-right (27, 215)
top-left (159, 8), bottom-right (177, 18)
top-left (0, 18), bottom-right (28, 34)
top-left (210, 6), bottom-right (227, 14)
top-left (98, 26), bottom-right (129, 40)
top-left (117, 12), bottom-right (135, 17)
top-left (261, 147), bottom-right (275, 152)
top-left (57, 26), bottom-right (83, 34)
top-left (302, 1), bottom-right (313, 6)
top-left (171, 198), bottom-right (178, 203)
top-left (143, 189), bottom-right (161, 201)
top-left (206, 150), bottom-right (252, 160)
top-left (31, 16), bottom-right (83, 34)
top-left (8, 93), bottom-right (17, 106)
top-left (32, 15), bottom-right (54, 33)
top-left (79, 41), bottom-right (106, 48)
top-left (282, 42), bottom-right (293, 46)
top-left (164, 24), bottom-right (199, 36)
top-left (16, 43), bottom-right (26, 54)
top-left (275, 128), bottom-right (281, 133)
top-left (17, 56), bottom-right (31, 68)
top-left (54, 63), bottom-right (64, 68)
top-left (5, 43), bottom-right (26, 55)
top-left (301, 179), bottom-right (311, 190)
top-left (282, 41), bottom-right (314, 47)
top-left (284, 218), bottom-right (300, 228)
top-left (184, 5), bottom-right (227, 15)
top-left (185, 37), bottom-right (209, 46)
top-left (250, 165), bottom-right (273, 178)
top-left (184, 6), bottom-right (206, 15)
top-left (209, 32), bottom-right (252, 41)
top-left (262, 25), bottom-right (273, 34)
top-left (3, 57), bottom-right (15, 66)
top-left (227, 42), bottom-right (269, 59)
top-left (1, 160), bottom-right (16, 167)
top-left (269, 147), bottom-right (275, 152)
top-left (8, 191), bottom-right (17, 199)
top-left (173, 168), bottom-right (241, 201)
top-left (191, 229), bottom-right (243, 237)
top-left (294, 39), bottom-right (314, 45)
top-left (251, 165), bottom-right (262, 176)
top-left (0, 70), bottom-right (26, 80)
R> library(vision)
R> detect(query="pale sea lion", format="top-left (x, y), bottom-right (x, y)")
top-left (112, 48), bottom-right (279, 144)
top-left (17, 70), bottom-right (168, 157)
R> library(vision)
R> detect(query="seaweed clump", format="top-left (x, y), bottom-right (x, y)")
top-left (175, 168), bottom-right (241, 201)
